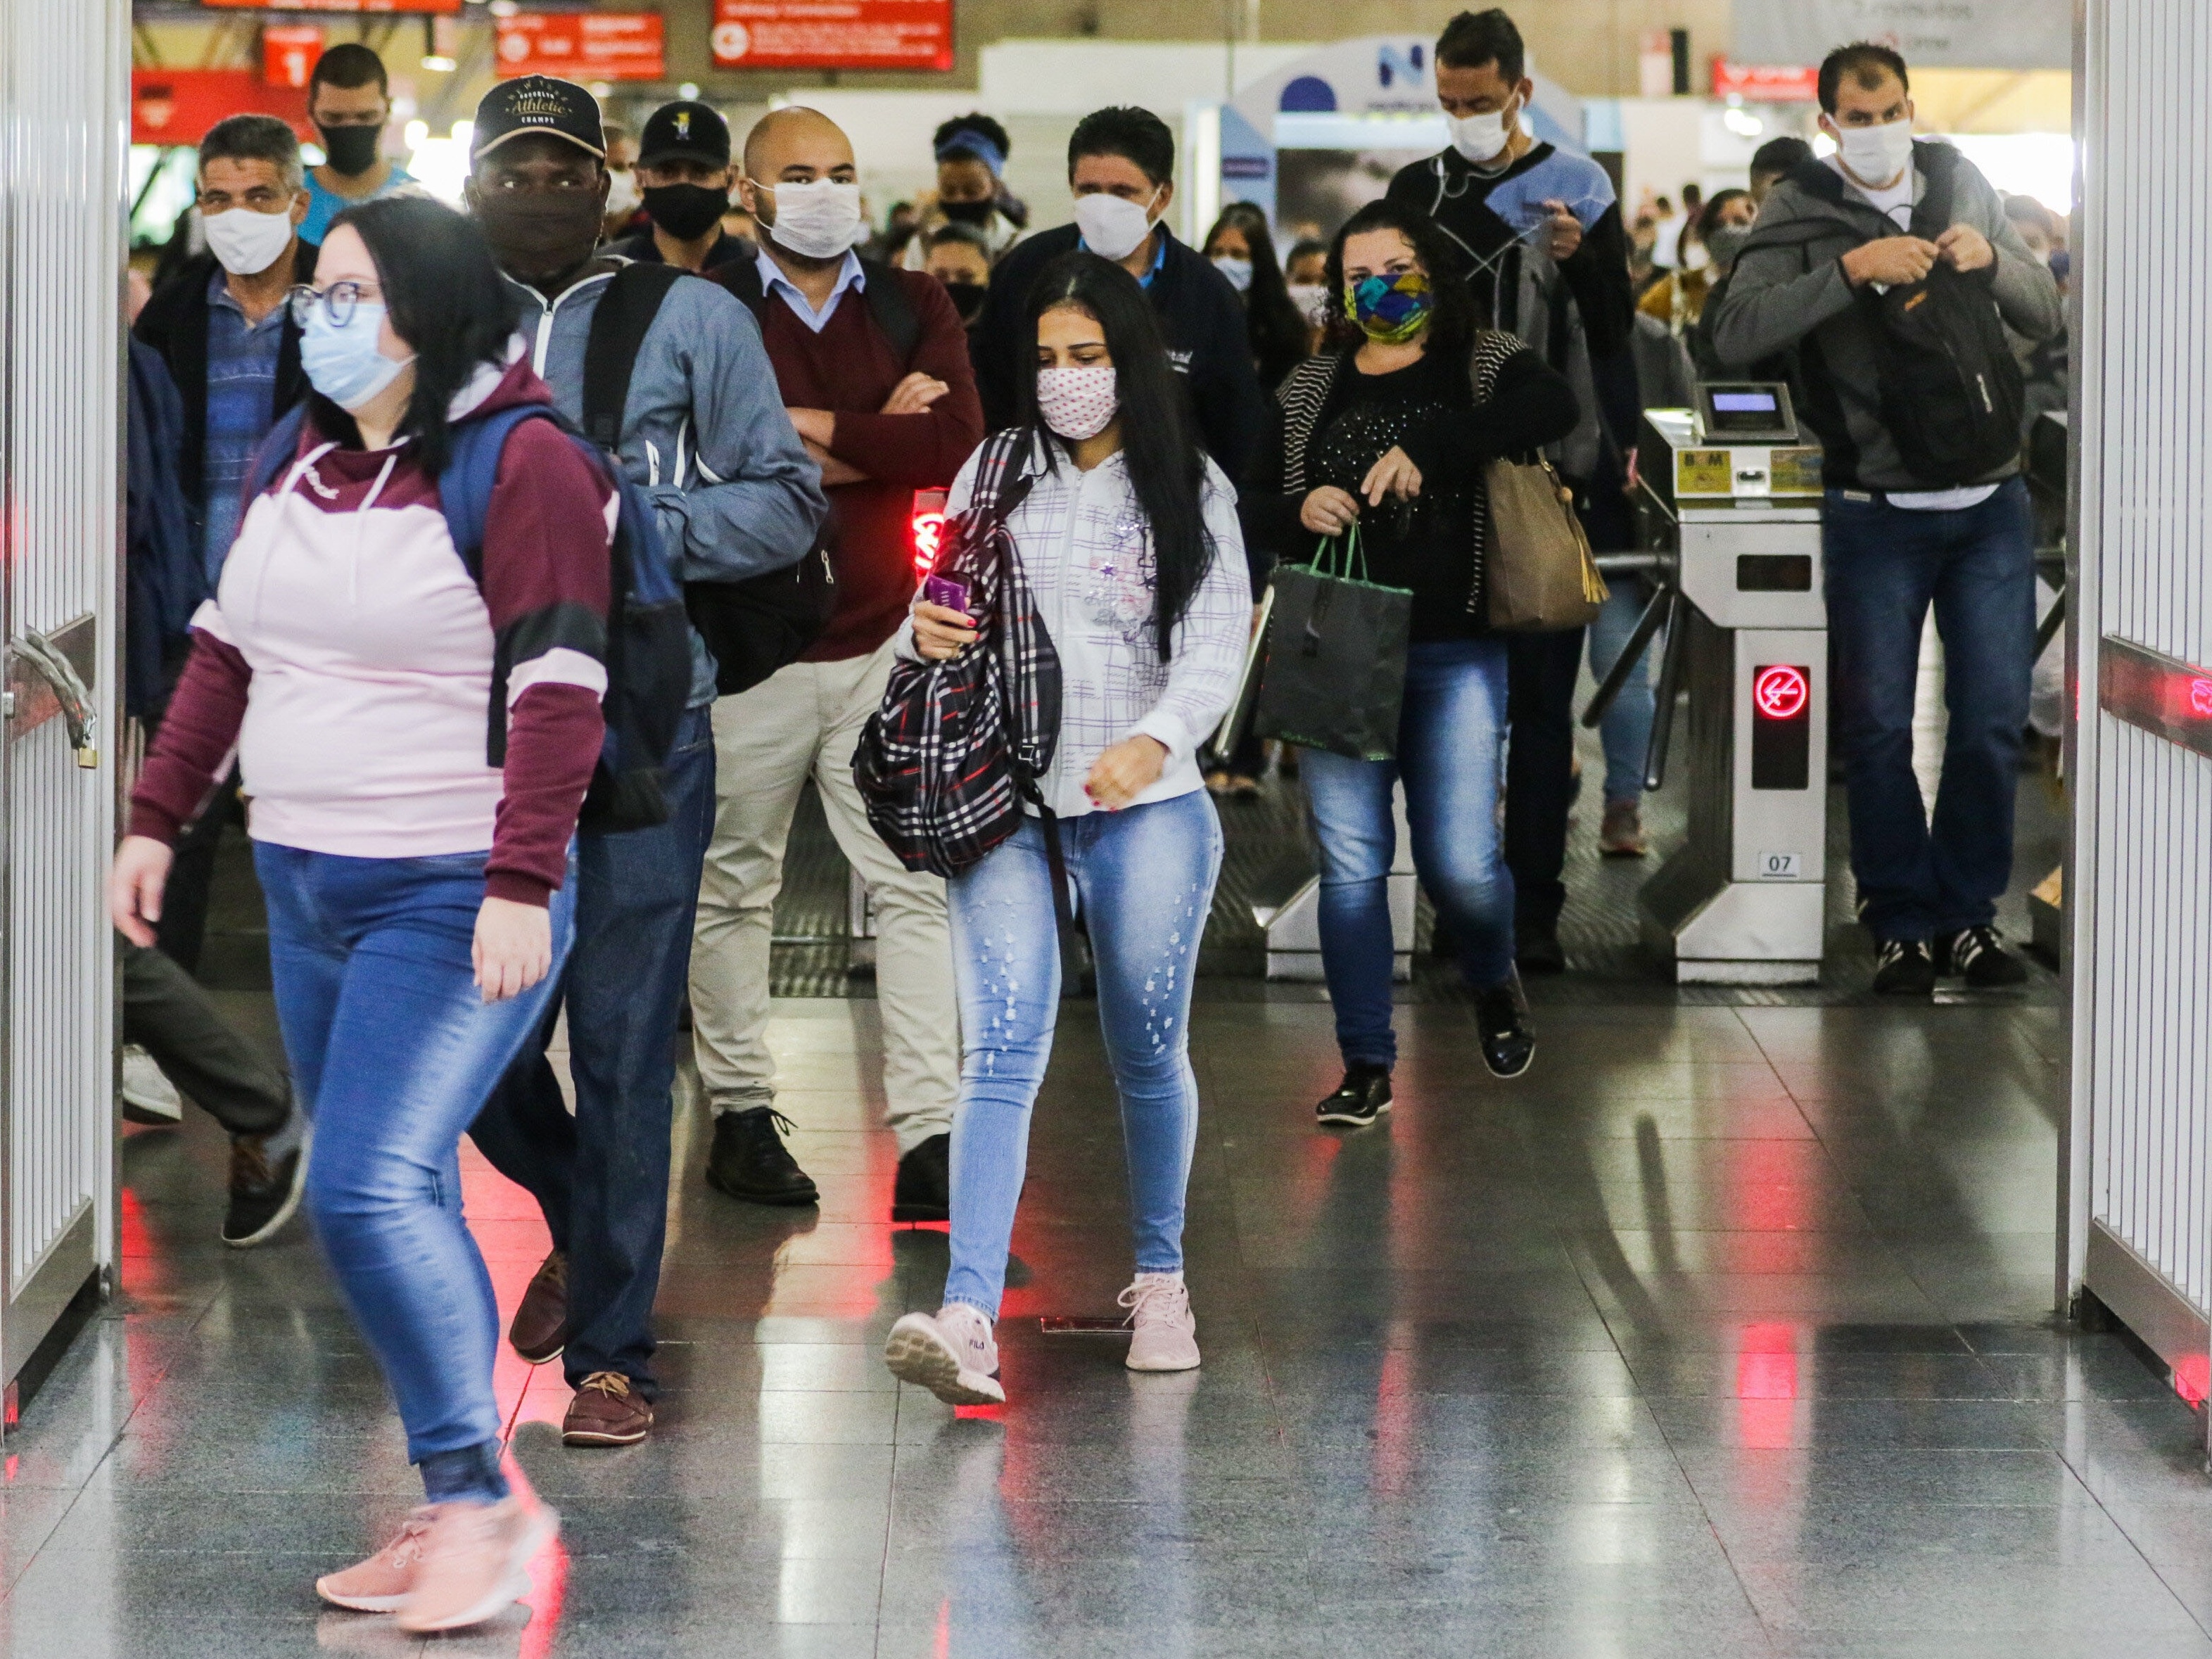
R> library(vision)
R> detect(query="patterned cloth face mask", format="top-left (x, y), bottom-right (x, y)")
top-left (1035, 364), bottom-right (1119, 441)
top-left (1346, 269), bottom-right (1433, 345)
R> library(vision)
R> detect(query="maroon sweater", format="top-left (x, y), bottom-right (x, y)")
top-left (718, 261), bottom-right (984, 661)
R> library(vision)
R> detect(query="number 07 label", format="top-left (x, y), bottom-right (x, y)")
top-left (1756, 851), bottom-right (1802, 879)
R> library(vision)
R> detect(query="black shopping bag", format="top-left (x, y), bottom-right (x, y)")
top-left (1252, 528), bottom-right (1412, 761)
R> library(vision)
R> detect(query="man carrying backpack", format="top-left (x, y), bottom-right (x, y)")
top-left (1710, 42), bottom-right (2060, 998)
top-left (689, 106), bottom-right (983, 1221)
top-left (459, 78), bottom-right (826, 1448)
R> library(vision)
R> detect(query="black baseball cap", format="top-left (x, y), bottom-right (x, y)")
top-left (471, 75), bottom-right (605, 163)
top-left (638, 101), bottom-right (730, 170)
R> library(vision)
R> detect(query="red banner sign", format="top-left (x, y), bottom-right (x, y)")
top-left (133, 70), bottom-right (311, 146)
top-left (711, 0), bottom-right (953, 72)
top-left (1711, 61), bottom-right (1820, 103)
top-left (495, 13), bottom-right (666, 82)
top-left (264, 25), bottom-right (326, 90)
top-left (202, 0), bottom-right (459, 12)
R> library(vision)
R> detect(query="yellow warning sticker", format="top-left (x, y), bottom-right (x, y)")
top-left (1770, 447), bottom-right (1824, 495)
top-left (1677, 448), bottom-right (1734, 496)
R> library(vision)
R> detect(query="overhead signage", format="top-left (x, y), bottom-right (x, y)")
top-left (711, 0), bottom-right (954, 72)
top-left (495, 13), bottom-right (667, 81)
top-left (264, 25), bottom-right (326, 90)
top-left (1732, 0), bottom-right (2068, 72)
top-left (1711, 61), bottom-right (1819, 103)
top-left (133, 70), bottom-right (310, 146)
top-left (202, 0), bottom-right (459, 12)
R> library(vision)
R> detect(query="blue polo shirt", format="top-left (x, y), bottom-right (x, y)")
top-left (299, 163), bottom-right (417, 246)
top-left (199, 267), bottom-right (286, 585)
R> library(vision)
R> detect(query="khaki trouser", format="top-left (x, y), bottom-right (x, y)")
top-left (689, 637), bottom-right (959, 1152)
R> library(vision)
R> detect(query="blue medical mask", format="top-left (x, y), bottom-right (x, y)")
top-left (300, 302), bottom-right (414, 413)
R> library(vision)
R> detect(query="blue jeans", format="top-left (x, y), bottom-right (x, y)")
top-left (1824, 478), bottom-right (2035, 941)
top-left (256, 839), bottom-right (576, 1491)
top-left (469, 706), bottom-right (716, 1397)
top-left (1588, 583), bottom-right (1655, 805)
top-left (1304, 637), bottom-right (1515, 1069)
top-left (941, 791), bottom-right (1223, 1318)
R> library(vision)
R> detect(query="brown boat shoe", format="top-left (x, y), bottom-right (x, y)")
top-left (507, 1250), bottom-right (568, 1365)
top-left (562, 1371), bottom-right (652, 1447)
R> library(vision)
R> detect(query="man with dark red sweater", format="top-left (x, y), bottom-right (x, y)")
top-left (692, 106), bottom-right (984, 1219)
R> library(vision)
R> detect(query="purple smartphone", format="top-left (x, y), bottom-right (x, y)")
top-left (922, 573), bottom-right (970, 616)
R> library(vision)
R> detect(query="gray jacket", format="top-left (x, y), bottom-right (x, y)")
top-left (507, 262), bottom-right (827, 705)
top-left (1708, 144), bottom-right (2063, 492)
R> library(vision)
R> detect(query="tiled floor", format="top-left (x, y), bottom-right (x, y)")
top-left (11, 979), bottom-right (2212, 1657)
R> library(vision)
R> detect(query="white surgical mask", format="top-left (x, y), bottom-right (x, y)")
top-left (203, 205), bottom-right (295, 277)
top-left (1035, 364), bottom-right (1118, 441)
top-left (1287, 281), bottom-right (1330, 326)
top-left (1835, 117), bottom-right (1915, 187)
top-left (604, 168), bottom-right (641, 220)
top-left (763, 177), bottom-right (863, 260)
top-left (1073, 187), bottom-right (1160, 262)
top-left (1448, 98), bottom-right (1519, 165)
top-left (1212, 254), bottom-right (1252, 293)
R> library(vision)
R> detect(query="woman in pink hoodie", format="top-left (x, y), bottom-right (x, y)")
top-left (110, 197), bottom-right (611, 1634)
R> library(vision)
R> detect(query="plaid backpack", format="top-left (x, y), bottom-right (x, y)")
top-left (853, 431), bottom-right (1060, 877)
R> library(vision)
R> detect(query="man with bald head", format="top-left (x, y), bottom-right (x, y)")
top-left (690, 105), bottom-right (983, 1221)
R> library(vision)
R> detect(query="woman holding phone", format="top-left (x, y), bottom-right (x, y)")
top-left (110, 196), bottom-right (611, 1634)
top-left (1242, 198), bottom-right (1579, 1124)
top-left (880, 250), bottom-right (1251, 1406)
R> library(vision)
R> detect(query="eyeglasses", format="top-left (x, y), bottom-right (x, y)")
top-left (286, 280), bottom-right (379, 330)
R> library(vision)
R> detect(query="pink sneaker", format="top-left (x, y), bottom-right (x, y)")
top-left (316, 1508), bottom-right (441, 1613)
top-left (1120, 1273), bottom-right (1200, 1372)
top-left (884, 1304), bottom-right (1005, 1404)
top-left (393, 1494), bottom-right (556, 1634)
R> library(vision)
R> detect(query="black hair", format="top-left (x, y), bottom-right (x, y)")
top-left (927, 220), bottom-right (993, 256)
top-left (1285, 237), bottom-right (1328, 277)
top-left (310, 42), bottom-right (388, 98)
top-left (934, 112), bottom-right (1010, 161)
top-left (201, 113), bottom-right (303, 191)
top-left (1321, 198), bottom-right (1481, 355)
top-left (319, 196), bottom-right (519, 476)
top-left (1020, 251), bottom-right (1214, 660)
top-left (1436, 8), bottom-right (1525, 82)
top-left (1693, 187), bottom-right (1750, 246)
top-left (1204, 205), bottom-right (1309, 390)
top-left (1066, 107), bottom-right (1174, 186)
top-left (1749, 135), bottom-right (1813, 181)
top-left (1818, 42), bottom-right (1909, 115)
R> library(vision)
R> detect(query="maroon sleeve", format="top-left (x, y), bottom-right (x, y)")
top-left (476, 417), bottom-right (614, 907)
top-left (825, 271), bottom-right (986, 488)
top-left (128, 631), bottom-right (250, 844)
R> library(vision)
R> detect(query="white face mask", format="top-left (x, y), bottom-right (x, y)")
top-left (1212, 254), bottom-right (1252, 293)
top-left (762, 177), bottom-right (863, 260)
top-left (1834, 116), bottom-right (1915, 186)
top-left (1286, 281), bottom-right (1330, 327)
top-left (1448, 98), bottom-right (1519, 165)
top-left (604, 168), bottom-right (641, 220)
top-left (203, 205), bottom-right (295, 277)
top-left (1073, 186), bottom-right (1160, 262)
top-left (1035, 365), bottom-right (1119, 441)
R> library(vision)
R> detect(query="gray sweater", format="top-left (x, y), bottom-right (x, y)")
top-left (1708, 144), bottom-right (2063, 492)
top-left (507, 262), bottom-right (827, 705)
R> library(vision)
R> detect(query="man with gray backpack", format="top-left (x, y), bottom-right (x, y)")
top-left (1710, 42), bottom-right (2061, 996)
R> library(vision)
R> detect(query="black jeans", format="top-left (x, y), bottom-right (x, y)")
top-left (469, 708), bottom-right (716, 1399)
top-left (155, 770), bottom-right (241, 975)
top-left (1504, 627), bottom-right (1587, 932)
top-left (121, 939), bottom-right (290, 1136)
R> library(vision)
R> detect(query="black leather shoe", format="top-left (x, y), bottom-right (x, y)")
top-left (706, 1107), bottom-right (819, 1207)
top-left (1515, 916), bottom-right (1567, 975)
top-left (1474, 983), bottom-right (1536, 1079)
top-left (1316, 1065), bottom-right (1393, 1127)
top-left (892, 1132), bottom-right (951, 1223)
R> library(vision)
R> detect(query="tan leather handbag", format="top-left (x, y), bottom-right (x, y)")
top-left (1472, 331), bottom-right (1608, 632)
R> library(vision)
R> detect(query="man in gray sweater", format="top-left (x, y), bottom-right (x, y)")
top-left (1710, 42), bottom-right (2061, 998)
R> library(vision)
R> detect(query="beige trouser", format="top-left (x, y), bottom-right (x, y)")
top-left (689, 637), bottom-right (959, 1152)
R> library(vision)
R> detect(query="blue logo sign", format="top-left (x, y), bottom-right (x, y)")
top-left (1377, 42), bottom-right (1425, 89)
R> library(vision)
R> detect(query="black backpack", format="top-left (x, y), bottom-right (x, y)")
top-left (1862, 145), bottom-right (2026, 487)
top-left (582, 260), bottom-right (837, 696)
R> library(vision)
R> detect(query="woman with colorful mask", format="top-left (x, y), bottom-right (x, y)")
top-left (879, 252), bottom-right (1252, 1406)
top-left (1242, 198), bottom-right (1579, 1121)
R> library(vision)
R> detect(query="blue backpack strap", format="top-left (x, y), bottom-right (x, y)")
top-left (436, 402), bottom-right (566, 583)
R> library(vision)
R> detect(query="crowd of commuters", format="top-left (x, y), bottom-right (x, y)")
top-left (106, 5), bottom-right (2064, 1633)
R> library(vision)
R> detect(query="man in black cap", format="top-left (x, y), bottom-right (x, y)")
top-left (606, 100), bottom-right (751, 273)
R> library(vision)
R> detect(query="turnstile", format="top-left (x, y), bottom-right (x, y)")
top-left (1623, 392), bottom-right (1830, 984)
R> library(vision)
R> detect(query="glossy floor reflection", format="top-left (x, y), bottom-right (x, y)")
top-left (11, 991), bottom-right (2212, 1657)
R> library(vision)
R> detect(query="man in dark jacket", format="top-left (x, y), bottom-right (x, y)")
top-left (1385, 8), bottom-right (1636, 972)
top-left (973, 106), bottom-right (1266, 483)
top-left (604, 98), bottom-right (754, 274)
top-left (131, 112), bottom-right (315, 975)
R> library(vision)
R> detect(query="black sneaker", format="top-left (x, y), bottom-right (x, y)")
top-left (1474, 983), bottom-right (1535, 1079)
top-left (223, 1125), bottom-right (308, 1248)
top-left (1936, 925), bottom-right (2029, 987)
top-left (891, 1132), bottom-right (951, 1223)
top-left (1871, 939), bottom-right (1936, 996)
top-left (1315, 1064), bottom-right (1392, 1127)
top-left (1515, 916), bottom-right (1567, 975)
top-left (706, 1107), bottom-right (819, 1206)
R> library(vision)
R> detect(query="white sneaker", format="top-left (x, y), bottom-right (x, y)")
top-left (1120, 1273), bottom-right (1200, 1372)
top-left (120, 1045), bottom-right (183, 1125)
top-left (884, 1303), bottom-right (1005, 1404)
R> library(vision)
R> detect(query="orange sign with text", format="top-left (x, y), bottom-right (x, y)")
top-left (134, 70), bottom-right (311, 146)
top-left (711, 0), bottom-right (953, 72)
top-left (495, 13), bottom-right (667, 81)
top-left (264, 25), bottom-right (326, 90)
top-left (203, 0), bottom-right (459, 11)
